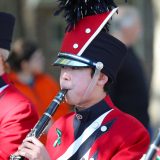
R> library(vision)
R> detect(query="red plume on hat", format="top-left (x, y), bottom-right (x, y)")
top-left (54, 0), bottom-right (127, 83)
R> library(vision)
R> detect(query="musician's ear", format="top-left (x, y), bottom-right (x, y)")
top-left (97, 73), bottom-right (108, 87)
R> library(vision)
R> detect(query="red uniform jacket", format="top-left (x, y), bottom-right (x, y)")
top-left (0, 84), bottom-right (39, 159)
top-left (46, 96), bottom-right (150, 160)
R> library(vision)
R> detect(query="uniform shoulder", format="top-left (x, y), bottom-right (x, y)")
top-left (105, 108), bottom-right (149, 135)
top-left (0, 85), bottom-right (38, 118)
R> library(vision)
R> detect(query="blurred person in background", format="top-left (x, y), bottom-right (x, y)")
top-left (7, 39), bottom-right (71, 143)
top-left (108, 5), bottom-right (151, 133)
top-left (0, 12), bottom-right (39, 159)
top-left (8, 39), bottom-right (71, 120)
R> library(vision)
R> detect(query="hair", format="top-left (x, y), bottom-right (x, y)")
top-left (90, 68), bottom-right (112, 93)
top-left (8, 39), bottom-right (38, 72)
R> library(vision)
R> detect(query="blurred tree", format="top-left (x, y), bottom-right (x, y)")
top-left (149, 0), bottom-right (160, 135)
top-left (136, 0), bottom-right (154, 88)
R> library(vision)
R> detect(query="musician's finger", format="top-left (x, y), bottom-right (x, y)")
top-left (18, 148), bottom-right (39, 160)
top-left (23, 136), bottom-right (44, 147)
top-left (11, 151), bottom-right (19, 156)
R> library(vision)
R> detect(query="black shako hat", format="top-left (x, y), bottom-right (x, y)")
top-left (53, 0), bottom-right (127, 83)
top-left (0, 12), bottom-right (15, 50)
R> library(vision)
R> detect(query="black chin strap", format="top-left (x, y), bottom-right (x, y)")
top-left (0, 76), bottom-right (6, 88)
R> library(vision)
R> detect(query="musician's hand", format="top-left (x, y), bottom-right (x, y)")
top-left (16, 137), bottom-right (51, 160)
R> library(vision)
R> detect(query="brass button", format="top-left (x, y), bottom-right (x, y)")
top-left (85, 28), bottom-right (91, 34)
top-left (73, 43), bottom-right (79, 49)
top-left (101, 126), bottom-right (107, 132)
top-left (76, 114), bottom-right (83, 120)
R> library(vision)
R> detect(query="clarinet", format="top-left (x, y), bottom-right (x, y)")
top-left (144, 131), bottom-right (160, 160)
top-left (10, 89), bottom-right (67, 160)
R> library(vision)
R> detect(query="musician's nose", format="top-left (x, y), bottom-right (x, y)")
top-left (60, 67), bottom-right (72, 81)
top-left (62, 72), bottom-right (71, 81)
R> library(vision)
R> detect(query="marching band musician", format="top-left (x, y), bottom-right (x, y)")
top-left (15, 0), bottom-right (150, 159)
top-left (0, 12), bottom-right (39, 159)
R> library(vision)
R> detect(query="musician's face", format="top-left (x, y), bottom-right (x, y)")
top-left (60, 66), bottom-right (94, 108)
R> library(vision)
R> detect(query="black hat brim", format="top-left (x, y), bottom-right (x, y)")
top-left (53, 53), bottom-right (96, 68)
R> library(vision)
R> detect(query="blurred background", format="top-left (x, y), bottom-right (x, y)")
top-left (0, 0), bottom-right (160, 137)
